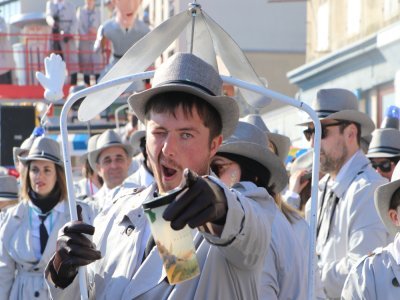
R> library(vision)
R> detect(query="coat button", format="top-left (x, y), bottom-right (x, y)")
top-left (34, 291), bottom-right (40, 297)
top-left (392, 277), bottom-right (400, 287)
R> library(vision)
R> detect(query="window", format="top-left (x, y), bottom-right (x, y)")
top-left (384, 0), bottom-right (399, 20)
top-left (347, 0), bottom-right (361, 36)
top-left (317, 1), bottom-right (330, 51)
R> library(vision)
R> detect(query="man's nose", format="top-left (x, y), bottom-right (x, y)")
top-left (162, 134), bottom-right (177, 157)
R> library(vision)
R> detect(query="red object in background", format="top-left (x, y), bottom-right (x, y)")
top-left (8, 168), bottom-right (20, 178)
top-left (0, 84), bottom-right (71, 100)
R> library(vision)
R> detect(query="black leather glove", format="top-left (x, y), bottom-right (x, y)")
top-left (163, 169), bottom-right (228, 230)
top-left (48, 208), bottom-right (101, 288)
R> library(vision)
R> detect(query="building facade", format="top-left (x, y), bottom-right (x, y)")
top-left (288, 0), bottom-right (400, 129)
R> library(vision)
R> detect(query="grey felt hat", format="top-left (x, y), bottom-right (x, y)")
top-left (128, 52), bottom-right (239, 138)
top-left (217, 121), bottom-right (288, 193)
top-left (88, 129), bottom-right (134, 170)
top-left (13, 136), bottom-right (36, 169)
top-left (299, 88), bottom-right (375, 137)
top-left (240, 114), bottom-right (291, 163)
top-left (0, 175), bottom-right (19, 201)
top-left (375, 163), bottom-right (400, 236)
top-left (366, 128), bottom-right (400, 158)
top-left (80, 134), bottom-right (100, 163)
top-left (20, 136), bottom-right (63, 166)
top-left (129, 130), bottom-right (145, 156)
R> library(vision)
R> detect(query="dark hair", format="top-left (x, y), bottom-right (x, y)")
top-left (215, 152), bottom-right (272, 193)
top-left (21, 162), bottom-right (67, 202)
top-left (339, 120), bottom-right (361, 145)
top-left (390, 187), bottom-right (400, 210)
top-left (84, 159), bottom-right (103, 186)
top-left (144, 91), bottom-right (223, 144)
top-left (390, 157), bottom-right (400, 165)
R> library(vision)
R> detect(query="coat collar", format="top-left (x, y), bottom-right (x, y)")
top-left (331, 150), bottom-right (370, 198)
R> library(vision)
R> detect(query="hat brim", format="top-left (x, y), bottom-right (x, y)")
top-left (366, 152), bottom-right (400, 158)
top-left (374, 180), bottom-right (400, 237)
top-left (88, 143), bottom-right (134, 171)
top-left (218, 142), bottom-right (288, 193)
top-left (128, 84), bottom-right (239, 139)
top-left (0, 195), bottom-right (18, 201)
top-left (20, 155), bottom-right (63, 166)
top-left (267, 132), bottom-right (291, 163)
top-left (297, 110), bottom-right (375, 137)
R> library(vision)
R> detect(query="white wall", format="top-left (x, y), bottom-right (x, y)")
top-left (176, 0), bottom-right (306, 52)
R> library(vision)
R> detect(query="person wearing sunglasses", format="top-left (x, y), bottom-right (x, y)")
top-left (299, 88), bottom-right (390, 299)
top-left (366, 128), bottom-right (400, 180)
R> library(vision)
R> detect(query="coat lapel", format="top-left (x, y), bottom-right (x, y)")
top-left (126, 246), bottom-right (167, 299)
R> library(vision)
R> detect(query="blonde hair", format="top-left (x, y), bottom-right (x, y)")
top-left (274, 193), bottom-right (304, 223)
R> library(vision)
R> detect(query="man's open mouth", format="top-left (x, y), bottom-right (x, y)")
top-left (162, 165), bottom-right (177, 178)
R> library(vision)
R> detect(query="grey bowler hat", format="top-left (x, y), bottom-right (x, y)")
top-left (298, 88), bottom-right (375, 137)
top-left (0, 175), bottom-right (19, 201)
top-left (217, 121), bottom-right (288, 193)
top-left (128, 52), bottom-right (239, 138)
top-left (375, 163), bottom-right (400, 236)
top-left (366, 128), bottom-right (400, 158)
top-left (240, 114), bottom-right (291, 163)
top-left (20, 136), bottom-right (63, 166)
top-left (88, 129), bottom-right (134, 170)
top-left (13, 136), bottom-right (36, 169)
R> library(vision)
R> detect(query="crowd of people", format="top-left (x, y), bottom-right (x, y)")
top-left (0, 1), bottom-right (400, 299)
top-left (0, 51), bottom-right (399, 299)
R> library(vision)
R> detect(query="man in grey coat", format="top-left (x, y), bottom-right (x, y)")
top-left (302, 88), bottom-right (391, 299)
top-left (45, 53), bottom-right (271, 299)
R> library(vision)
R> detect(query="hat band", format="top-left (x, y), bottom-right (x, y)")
top-left (0, 192), bottom-right (18, 199)
top-left (158, 80), bottom-right (216, 96)
top-left (368, 146), bottom-right (400, 155)
top-left (315, 109), bottom-right (339, 118)
top-left (29, 151), bottom-right (60, 162)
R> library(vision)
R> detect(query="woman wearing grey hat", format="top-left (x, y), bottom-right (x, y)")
top-left (211, 121), bottom-right (311, 299)
top-left (342, 162), bottom-right (400, 299)
top-left (0, 136), bottom-right (95, 299)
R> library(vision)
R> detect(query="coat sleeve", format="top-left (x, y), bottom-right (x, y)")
top-left (320, 180), bottom-right (389, 298)
top-left (0, 216), bottom-right (17, 299)
top-left (200, 177), bottom-right (271, 270)
top-left (341, 255), bottom-right (377, 300)
top-left (45, 267), bottom-right (82, 300)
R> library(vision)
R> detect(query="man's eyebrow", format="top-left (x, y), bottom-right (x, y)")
top-left (178, 127), bottom-right (200, 133)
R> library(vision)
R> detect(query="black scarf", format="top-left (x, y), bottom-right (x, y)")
top-left (29, 185), bottom-right (61, 214)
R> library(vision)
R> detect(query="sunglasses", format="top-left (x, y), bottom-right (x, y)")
top-left (303, 121), bottom-right (350, 141)
top-left (370, 160), bottom-right (393, 173)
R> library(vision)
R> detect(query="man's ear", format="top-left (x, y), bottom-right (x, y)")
top-left (388, 209), bottom-right (400, 227)
top-left (346, 123), bottom-right (358, 141)
top-left (210, 135), bottom-right (223, 158)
